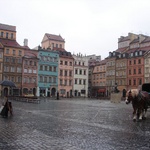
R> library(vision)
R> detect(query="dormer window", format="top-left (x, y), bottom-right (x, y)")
top-left (139, 51), bottom-right (142, 55)
top-left (113, 52), bottom-right (115, 56)
top-left (135, 52), bottom-right (138, 56)
top-left (119, 54), bottom-right (121, 58)
top-left (123, 54), bottom-right (125, 57)
top-left (130, 53), bottom-right (133, 57)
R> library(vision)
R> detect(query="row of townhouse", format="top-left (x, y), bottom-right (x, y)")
top-left (91, 33), bottom-right (150, 96)
top-left (0, 23), bottom-right (89, 97)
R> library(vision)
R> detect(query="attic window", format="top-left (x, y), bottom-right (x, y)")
top-left (130, 53), bottom-right (133, 57)
top-left (139, 51), bottom-right (142, 55)
top-left (123, 54), bottom-right (125, 57)
top-left (113, 52), bottom-right (115, 56)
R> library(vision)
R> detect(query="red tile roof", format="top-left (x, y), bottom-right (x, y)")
top-left (0, 23), bottom-right (16, 32)
top-left (0, 38), bottom-right (22, 48)
top-left (45, 33), bottom-right (65, 42)
top-left (115, 47), bottom-right (128, 53)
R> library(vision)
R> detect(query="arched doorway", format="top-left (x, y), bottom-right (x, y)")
top-left (3, 87), bottom-right (8, 97)
top-left (51, 88), bottom-right (56, 97)
top-left (23, 88), bottom-right (28, 96)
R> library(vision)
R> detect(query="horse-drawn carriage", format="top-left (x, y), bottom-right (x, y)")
top-left (125, 83), bottom-right (150, 121)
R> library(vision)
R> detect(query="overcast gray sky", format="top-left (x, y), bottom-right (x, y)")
top-left (1, 0), bottom-right (150, 59)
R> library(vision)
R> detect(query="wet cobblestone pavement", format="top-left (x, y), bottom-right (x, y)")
top-left (1, 98), bottom-right (150, 150)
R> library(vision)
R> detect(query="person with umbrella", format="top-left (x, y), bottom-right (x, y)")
top-left (0, 96), bottom-right (13, 117)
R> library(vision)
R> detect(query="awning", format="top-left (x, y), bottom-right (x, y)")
top-left (98, 89), bottom-right (106, 93)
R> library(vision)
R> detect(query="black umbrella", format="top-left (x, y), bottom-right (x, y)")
top-left (0, 80), bottom-right (16, 87)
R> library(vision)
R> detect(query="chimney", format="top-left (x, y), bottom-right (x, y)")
top-left (24, 39), bottom-right (28, 46)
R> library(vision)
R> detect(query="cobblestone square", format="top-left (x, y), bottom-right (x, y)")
top-left (0, 98), bottom-right (150, 150)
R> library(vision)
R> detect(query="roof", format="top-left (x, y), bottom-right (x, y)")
top-left (45, 33), bottom-right (65, 42)
top-left (0, 38), bottom-right (22, 48)
top-left (0, 23), bottom-right (16, 32)
top-left (118, 36), bottom-right (130, 42)
top-left (130, 38), bottom-right (139, 44)
top-left (141, 37), bottom-right (150, 43)
top-left (115, 47), bottom-right (128, 53)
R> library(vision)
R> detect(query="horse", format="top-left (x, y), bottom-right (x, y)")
top-left (125, 89), bottom-right (150, 121)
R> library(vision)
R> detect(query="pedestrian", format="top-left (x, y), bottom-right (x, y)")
top-left (0, 97), bottom-right (13, 117)
top-left (0, 97), bottom-right (9, 118)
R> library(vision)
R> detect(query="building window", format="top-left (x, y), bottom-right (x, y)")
top-left (79, 69), bottom-right (82, 75)
top-left (133, 69), bottom-right (136, 74)
top-left (60, 79), bottom-right (63, 85)
top-left (79, 79), bottom-right (82, 84)
top-left (49, 66), bottom-right (52, 71)
top-left (138, 68), bottom-right (141, 74)
top-left (83, 79), bottom-right (86, 85)
top-left (60, 70), bottom-right (63, 76)
top-left (18, 77), bottom-right (21, 83)
top-left (53, 77), bottom-right (56, 83)
top-left (133, 79), bottom-right (136, 85)
top-left (69, 71), bottom-right (72, 76)
top-left (129, 70), bottom-right (131, 75)
top-left (12, 58), bottom-right (15, 63)
top-left (24, 68), bottom-right (27, 73)
top-left (60, 60), bottom-right (63, 65)
top-left (29, 69), bottom-right (32, 73)
top-left (64, 80), bottom-right (67, 86)
top-left (34, 62), bottom-right (36, 66)
top-left (40, 65), bottom-right (43, 70)
top-left (65, 70), bottom-right (67, 76)
top-left (60, 44), bottom-right (62, 48)
top-left (19, 50), bottom-right (22, 56)
top-left (70, 62), bottom-right (72, 66)
top-left (134, 60), bottom-right (136, 64)
top-left (33, 70), bottom-right (37, 73)
top-left (49, 77), bottom-right (52, 82)
top-left (75, 79), bottom-right (77, 84)
top-left (139, 78), bottom-right (142, 85)
top-left (11, 33), bottom-right (13, 39)
top-left (18, 58), bottom-right (22, 64)
top-left (6, 32), bottom-right (8, 38)
top-left (40, 76), bottom-right (43, 82)
top-left (65, 61), bottom-right (68, 65)
top-left (6, 49), bottom-right (9, 54)
top-left (129, 79), bottom-right (131, 85)
top-left (13, 50), bottom-right (16, 55)
top-left (44, 76), bottom-right (47, 82)
top-left (25, 60), bottom-right (28, 65)
top-left (129, 60), bottom-right (131, 65)
top-left (138, 59), bottom-right (141, 64)
top-left (30, 61), bottom-right (32, 65)
top-left (1, 32), bottom-right (3, 37)
top-left (75, 69), bottom-right (78, 74)
top-left (84, 70), bottom-right (86, 75)
top-left (10, 66), bottom-right (15, 72)
top-left (45, 66), bottom-right (47, 71)
top-left (17, 67), bottom-right (21, 73)
top-left (69, 80), bottom-right (72, 86)
top-left (53, 66), bottom-right (56, 72)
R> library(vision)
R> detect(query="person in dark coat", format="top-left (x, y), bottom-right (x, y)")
top-left (0, 97), bottom-right (9, 118)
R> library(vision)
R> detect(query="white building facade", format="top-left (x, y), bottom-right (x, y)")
top-left (73, 53), bottom-right (89, 97)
